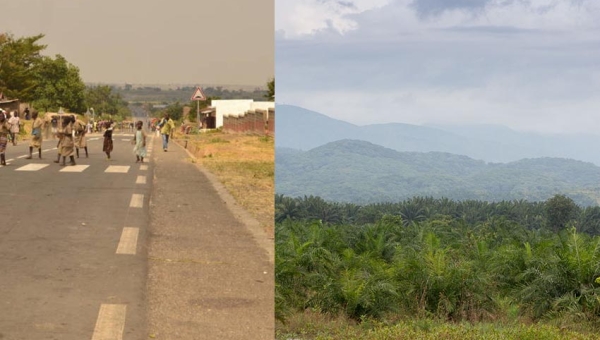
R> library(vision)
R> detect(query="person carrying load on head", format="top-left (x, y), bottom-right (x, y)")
top-left (73, 115), bottom-right (88, 158)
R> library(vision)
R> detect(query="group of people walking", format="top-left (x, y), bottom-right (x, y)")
top-left (0, 109), bottom-right (157, 167)
top-left (49, 114), bottom-right (89, 166)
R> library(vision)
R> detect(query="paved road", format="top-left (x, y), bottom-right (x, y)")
top-left (0, 129), bottom-right (274, 339)
top-left (0, 131), bottom-right (149, 339)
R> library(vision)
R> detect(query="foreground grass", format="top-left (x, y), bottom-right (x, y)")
top-left (276, 312), bottom-right (600, 340)
top-left (174, 130), bottom-right (274, 238)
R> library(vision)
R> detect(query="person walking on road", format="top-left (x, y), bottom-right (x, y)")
top-left (103, 121), bottom-right (114, 160)
top-left (50, 116), bottom-right (58, 136)
top-left (73, 115), bottom-right (88, 158)
top-left (0, 111), bottom-right (10, 166)
top-left (159, 113), bottom-right (175, 151)
top-left (8, 111), bottom-right (20, 146)
top-left (53, 115), bottom-right (65, 164)
top-left (58, 116), bottom-right (76, 166)
top-left (133, 120), bottom-right (147, 163)
top-left (26, 111), bottom-right (43, 159)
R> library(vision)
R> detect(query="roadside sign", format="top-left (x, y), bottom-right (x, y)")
top-left (191, 87), bottom-right (207, 101)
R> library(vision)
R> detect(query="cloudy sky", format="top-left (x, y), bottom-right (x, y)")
top-left (2, 0), bottom-right (273, 86)
top-left (276, 0), bottom-right (600, 134)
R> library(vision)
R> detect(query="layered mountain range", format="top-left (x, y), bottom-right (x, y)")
top-left (275, 105), bottom-right (600, 205)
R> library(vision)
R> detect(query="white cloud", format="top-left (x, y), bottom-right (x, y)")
top-left (276, 0), bottom-right (393, 38)
top-left (276, 0), bottom-right (600, 40)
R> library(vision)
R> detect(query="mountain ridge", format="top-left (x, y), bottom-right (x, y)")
top-left (276, 104), bottom-right (600, 165)
top-left (276, 139), bottom-right (600, 206)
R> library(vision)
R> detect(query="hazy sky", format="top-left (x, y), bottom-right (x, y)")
top-left (2, 0), bottom-right (273, 86)
top-left (275, 0), bottom-right (600, 134)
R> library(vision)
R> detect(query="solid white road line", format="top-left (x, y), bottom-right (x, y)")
top-left (136, 176), bottom-right (146, 184)
top-left (15, 164), bottom-right (50, 171)
top-left (116, 228), bottom-right (139, 255)
top-left (59, 165), bottom-right (90, 172)
top-left (91, 304), bottom-right (127, 340)
top-left (139, 165), bottom-right (148, 171)
top-left (129, 194), bottom-right (144, 208)
top-left (105, 166), bottom-right (130, 173)
top-left (17, 155), bottom-right (28, 159)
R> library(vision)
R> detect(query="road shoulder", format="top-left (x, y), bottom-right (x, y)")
top-left (146, 136), bottom-right (274, 339)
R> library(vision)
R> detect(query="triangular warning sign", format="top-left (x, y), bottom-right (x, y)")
top-left (191, 87), bottom-right (207, 101)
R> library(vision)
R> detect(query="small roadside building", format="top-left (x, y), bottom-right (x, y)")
top-left (210, 99), bottom-right (275, 128)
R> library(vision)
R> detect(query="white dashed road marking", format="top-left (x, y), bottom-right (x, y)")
top-left (59, 165), bottom-right (90, 172)
top-left (136, 176), bottom-right (146, 184)
top-left (105, 166), bottom-right (130, 173)
top-left (15, 164), bottom-right (49, 171)
top-left (116, 228), bottom-right (139, 255)
top-left (91, 304), bottom-right (127, 340)
top-left (129, 194), bottom-right (144, 208)
top-left (139, 165), bottom-right (148, 171)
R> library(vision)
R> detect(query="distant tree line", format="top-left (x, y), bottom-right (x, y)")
top-left (115, 84), bottom-right (270, 104)
top-left (276, 194), bottom-right (595, 234)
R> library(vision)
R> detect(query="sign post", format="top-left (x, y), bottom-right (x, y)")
top-left (190, 87), bottom-right (207, 128)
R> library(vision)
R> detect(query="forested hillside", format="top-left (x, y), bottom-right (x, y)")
top-left (276, 139), bottom-right (600, 206)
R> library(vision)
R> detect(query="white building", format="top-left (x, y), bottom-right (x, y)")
top-left (210, 99), bottom-right (275, 128)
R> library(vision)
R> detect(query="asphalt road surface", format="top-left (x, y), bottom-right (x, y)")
top-left (0, 130), bottom-right (149, 339)
top-left (0, 128), bottom-right (274, 339)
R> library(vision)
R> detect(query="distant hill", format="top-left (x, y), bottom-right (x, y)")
top-left (276, 139), bottom-right (600, 206)
top-left (276, 105), bottom-right (600, 165)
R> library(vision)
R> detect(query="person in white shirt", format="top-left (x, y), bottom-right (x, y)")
top-left (8, 111), bottom-right (20, 146)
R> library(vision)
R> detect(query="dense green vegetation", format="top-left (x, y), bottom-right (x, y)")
top-left (278, 315), bottom-right (599, 339)
top-left (276, 139), bottom-right (600, 206)
top-left (275, 194), bottom-right (600, 338)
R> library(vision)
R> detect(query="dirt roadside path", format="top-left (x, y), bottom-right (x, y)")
top-left (146, 135), bottom-right (274, 339)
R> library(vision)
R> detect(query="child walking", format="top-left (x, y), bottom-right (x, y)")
top-left (133, 121), bottom-right (147, 163)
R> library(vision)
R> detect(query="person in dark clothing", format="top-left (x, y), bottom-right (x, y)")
top-left (103, 121), bottom-right (114, 160)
